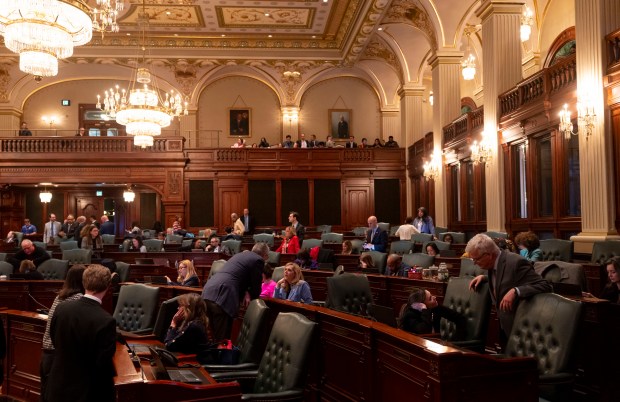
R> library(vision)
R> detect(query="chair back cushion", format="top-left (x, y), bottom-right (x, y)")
top-left (0, 261), bottom-right (14, 276)
top-left (439, 232), bottom-right (466, 244)
top-left (362, 251), bottom-right (387, 274)
top-left (350, 239), bottom-right (364, 254)
top-left (316, 225), bottom-right (332, 234)
top-left (301, 238), bottom-right (323, 250)
top-left (62, 249), bottom-right (92, 264)
top-left (272, 266), bottom-right (285, 283)
top-left (0, 253), bottom-right (5, 262)
top-left (267, 251), bottom-right (281, 267)
top-left (321, 232), bottom-right (344, 244)
top-left (59, 241), bottom-right (79, 251)
top-left (165, 234), bottom-right (184, 244)
top-left (377, 222), bottom-right (390, 233)
top-left (253, 233), bottom-right (275, 247)
top-left (505, 293), bottom-right (582, 375)
top-left (326, 273), bottom-right (373, 316)
top-left (143, 239), bottom-right (164, 252)
top-left (402, 253), bottom-right (434, 269)
top-left (483, 231), bottom-right (508, 239)
top-left (434, 226), bottom-right (448, 236)
top-left (440, 277), bottom-right (490, 348)
top-left (389, 225), bottom-right (400, 236)
top-left (389, 240), bottom-right (414, 255)
top-left (152, 296), bottom-right (181, 342)
top-left (533, 261), bottom-right (587, 290)
top-left (237, 299), bottom-right (270, 364)
top-left (113, 284), bottom-right (160, 332)
top-left (34, 241), bottom-right (47, 250)
top-left (222, 239), bottom-right (241, 255)
top-left (115, 261), bottom-right (131, 282)
top-left (459, 258), bottom-right (487, 277)
top-left (352, 227), bottom-right (367, 236)
top-left (539, 239), bottom-right (573, 262)
top-left (37, 259), bottom-right (69, 280)
top-left (101, 234), bottom-right (116, 245)
top-left (253, 312), bottom-right (316, 394)
top-left (411, 233), bottom-right (433, 243)
top-left (590, 240), bottom-right (620, 264)
top-left (208, 259), bottom-right (227, 279)
top-left (422, 240), bottom-right (451, 253)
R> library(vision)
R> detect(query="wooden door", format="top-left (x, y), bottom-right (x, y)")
top-left (76, 197), bottom-right (104, 222)
top-left (217, 180), bottom-right (244, 230)
top-left (344, 185), bottom-right (371, 228)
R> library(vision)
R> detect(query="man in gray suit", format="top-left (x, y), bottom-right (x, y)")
top-left (43, 213), bottom-right (62, 244)
top-left (466, 234), bottom-right (551, 341)
top-left (201, 243), bottom-right (269, 340)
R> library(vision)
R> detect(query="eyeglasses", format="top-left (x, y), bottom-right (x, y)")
top-left (471, 252), bottom-right (488, 264)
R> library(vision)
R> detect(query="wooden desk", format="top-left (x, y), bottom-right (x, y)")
top-left (0, 280), bottom-right (63, 311)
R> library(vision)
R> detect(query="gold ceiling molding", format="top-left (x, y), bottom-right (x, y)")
top-left (343, 0), bottom-right (392, 65)
top-left (361, 38), bottom-right (403, 77)
top-left (121, 4), bottom-right (204, 27)
top-left (216, 7), bottom-right (315, 29)
top-left (383, 0), bottom-right (438, 50)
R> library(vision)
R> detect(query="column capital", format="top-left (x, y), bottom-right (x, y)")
top-left (428, 50), bottom-right (464, 69)
top-left (476, 1), bottom-right (524, 21)
top-left (397, 84), bottom-right (426, 98)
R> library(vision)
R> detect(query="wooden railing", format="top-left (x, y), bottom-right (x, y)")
top-left (499, 53), bottom-right (576, 118)
top-left (607, 27), bottom-right (620, 72)
top-left (442, 106), bottom-right (483, 145)
top-left (0, 136), bottom-right (181, 153)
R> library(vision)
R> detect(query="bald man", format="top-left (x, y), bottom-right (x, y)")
top-left (7, 239), bottom-right (51, 271)
top-left (363, 216), bottom-right (388, 252)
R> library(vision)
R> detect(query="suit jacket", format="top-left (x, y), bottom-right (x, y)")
top-left (292, 223), bottom-right (305, 243)
top-left (295, 140), bottom-right (310, 148)
top-left (47, 297), bottom-right (116, 402)
top-left (99, 221), bottom-right (115, 235)
top-left (201, 251), bottom-right (263, 317)
top-left (488, 250), bottom-right (552, 336)
top-left (242, 214), bottom-right (255, 234)
top-left (43, 221), bottom-right (62, 243)
top-left (345, 141), bottom-right (357, 148)
top-left (365, 227), bottom-right (388, 253)
top-left (60, 222), bottom-right (78, 239)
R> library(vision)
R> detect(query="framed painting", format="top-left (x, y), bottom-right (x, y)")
top-left (229, 108), bottom-right (251, 137)
top-left (329, 109), bottom-right (351, 139)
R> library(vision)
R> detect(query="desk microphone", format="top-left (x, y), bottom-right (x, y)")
top-left (27, 292), bottom-right (50, 314)
top-left (116, 331), bottom-right (141, 368)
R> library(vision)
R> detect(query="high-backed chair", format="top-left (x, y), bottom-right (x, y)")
top-left (0, 252), bottom-right (6, 261)
top-left (301, 238), bottom-right (323, 250)
top-left (113, 284), bottom-right (160, 334)
top-left (402, 253), bottom-right (434, 269)
top-left (33, 241), bottom-right (47, 250)
top-left (439, 277), bottom-right (491, 352)
top-left (62, 249), bottom-right (92, 265)
top-left (15, 232), bottom-right (23, 245)
top-left (362, 251), bottom-right (387, 274)
top-left (534, 261), bottom-right (587, 291)
top-left (222, 239), bottom-right (241, 255)
top-left (143, 239), bottom-right (164, 252)
top-left (321, 232), bottom-right (343, 244)
top-left (208, 259), bottom-right (227, 279)
top-left (590, 240), bottom-right (620, 264)
top-left (37, 259), bottom-right (69, 280)
top-left (253, 233), bottom-right (275, 247)
top-left (459, 258), bottom-right (487, 277)
top-left (272, 266), bottom-right (285, 283)
top-left (377, 222), bottom-right (390, 233)
top-left (350, 239), bottom-right (364, 254)
top-left (203, 299), bottom-right (270, 372)
top-left (115, 261), bottom-right (131, 283)
top-left (0, 261), bottom-right (13, 276)
top-left (439, 232), bottom-right (466, 244)
top-left (389, 225), bottom-right (400, 236)
top-left (422, 240), bottom-right (451, 253)
top-left (181, 239), bottom-right (193, 248)
top-left (352, 227), bottom-right (367, 237)
top-left (267, 251), bottom-right (281, 267)
top-left (389, 240), bottom-right (414, 255)
top-left (539, 239), bottom-right (573, 262)
top-left (435, 226), bottom-right (448, 237)
top-left (151, 296), bottom-right (181, 342)
top-left (59, 241), bottom-right (78, 251)
top-left (411, 233), bottom-right (433, 243)
top-left (101, 234), bottom-right (116, 245)
top-left (483, 231), bottom-right (508, 239)
top-left (316, 225), bottom-right (332, 234)
top-left (212, 312), bottom-right (316, 401)
top-left (326, 273), bottom-right (373, 316)
top-left (503, 293), bottom-right (583, 401)
top-left (165, 234), bottom-right (183, 244)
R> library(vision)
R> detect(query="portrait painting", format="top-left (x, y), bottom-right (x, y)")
top-left (329, 109), bottom-right (351, 139)
top-left (229, 108), bottom-right (251, 137)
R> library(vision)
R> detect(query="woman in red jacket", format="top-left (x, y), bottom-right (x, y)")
top-left (276, 226), bottom-right (300, 254)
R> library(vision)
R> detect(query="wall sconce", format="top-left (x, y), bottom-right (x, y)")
top-left (39, 188), bottom-right (52, 203)
top-left (42, 115), bottom-right (57, 129)
top-left (520, 6), bottom-right (534, 42)
top-left (558, 100), bottom-right (596, 140)
top-left (283, 107), bottom-right (299, 126)
top-left (423, 151), bottom-right (441, 181)
top-left (429, 91), bottom-right (434, 106)
top-left (471, 131), bottom-right (493, 165)
top-left (123, 186), bottom-right (135, 202)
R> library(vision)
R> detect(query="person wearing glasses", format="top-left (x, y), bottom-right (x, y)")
top-left (166, 260), bottom-right (200, 287)
top-left (205, 236), bottom-right (230, 255)
top-left (466, 234), bottom-right (551, 344)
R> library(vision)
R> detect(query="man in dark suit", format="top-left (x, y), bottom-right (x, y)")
top-left (288, 211), bottom-right (305, 243)
top-left (345, 135), bottom-right (357, 148)
top-left (467, 234), bottom-right (551, 341)
top-left (201, 243), bottom-right (269, 340)
top-left (99, 215), bottom-right (115, 235)
top-left (295, 133), bottom-right (310, 148)
top-left (59, 214), bottom-right (78, 240)
top-left (8, 239), bottom-right (50, 271)
top-left (364, 215), bottom-right (388, 252)
top-left (242, 208), bottom-right (255, 235)
top-left (46, 265), bottom-right (116, 402)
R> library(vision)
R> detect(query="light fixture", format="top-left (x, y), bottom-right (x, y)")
top-left (423, 151), bottom-right (441, 181)
top-left (520, 6), bottom-right (534, 42)
top-left (42, 115), bottom-right (58, 129)
top-left (429, 91), bottom-right (434, 106)
top-left (96, 6), bottom-right (188, 148)
top-left (470, 130), bottom-right (493, 165)
top-left (559, 100), bottom-right (596, 140)
top-left (40, 188), bottom-right (52, 203)
top-left (0, 0), bottom-right (93, 78)
top-left (558, 104), bottom-right (574, 140)
top-left (123, 186), bottom-right (135, 202)
top-left (461, 31), bottom-right (476, 81)
top-left (92, 0), bottom-right (124, 38)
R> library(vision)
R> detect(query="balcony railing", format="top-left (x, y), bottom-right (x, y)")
top-left (0, 136), bottom-right (179, 153)
top-left (442, 106), bottom-right (483, 146)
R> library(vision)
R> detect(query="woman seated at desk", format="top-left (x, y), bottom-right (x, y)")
top-left (275, 226), bottom-right (300, 254)
top-left (80, 224), bottom-right (103, 258)
top-left (399, 288), bottom-right (466, 338)
top-left (600, 257), bottom-right (620, 303)
top-left (359, 253), bottom-right (375, 271)
top-left (19, 260), bottom-right (44, 280)
top-left (425, 242), bottom-right (440, 257)
top-left (165, 293), bottom-right (210, 354)
top-left (166, 260), bottom-right (200, 287)
top-left (128, 236), bottom-right (147, 252)
top-left (273, 262), bottom-right (313, 304)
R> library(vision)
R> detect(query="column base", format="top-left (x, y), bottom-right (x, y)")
top-left (570, 232), bottom-right (620, 253)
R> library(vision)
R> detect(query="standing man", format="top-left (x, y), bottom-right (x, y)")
top-left (73, 216), bottom-right (87, 248)
top-left (202, 243), bottom-right (268, 340)
top-left (59, 214), bottom-right (78, 240)
top-left (21, 218), bottom-right (37, 235)
top-left (364, 215), bottom-right (388, 252)
top-left (337, 115), bottom-right (349, 138)
top-left (18, 122), bottom-right (32, 136)
top-left (46, 265), bottom-right (116, 402)
top-left (288, 211), bottom-right (305, 243)
top-left (99, 215), bottom-right (115, 235)
top-left (467, 234), bottom-right (551, 342)
top-left (43, 213), bottom-right (61, 244)
top-left (242, 208), bottom-right (255, 235)
top-left (231, 213), bottom-right (245, 236)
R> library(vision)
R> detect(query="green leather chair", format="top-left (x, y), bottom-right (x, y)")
top-left (37, 259), bottom-right (69, 280)
top-left (113, 284), bottom-right (160, 334)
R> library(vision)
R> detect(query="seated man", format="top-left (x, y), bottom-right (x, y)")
top-left (385, 254), bottom-right (410, 277)
top-left (205, 237), bottom-right (231, 255)
top-left (8, 239), bottom-right (51, 271)
top-left (384, 135), bottom-right (399, 148)
top-left (399, 287), bottom-right (466, 338)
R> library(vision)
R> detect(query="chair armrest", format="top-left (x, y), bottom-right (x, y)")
top-left (241, 389), bottom-right (305, 401)
top-left (539, 372), bottom-right (574, 385)
top-left (211, 370), bottom-right (258, 392)
top-left (203, 362), bottom-right (259, 373)
top-left (125, 328), bottom-right (154, 336)
top-left (119, 329), bottom-right (156, 340)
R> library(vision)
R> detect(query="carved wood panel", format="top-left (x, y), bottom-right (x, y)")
top-left (76, 197), bottom-right (103, 223)
top-left (218, 188), bottom-right (243, 230)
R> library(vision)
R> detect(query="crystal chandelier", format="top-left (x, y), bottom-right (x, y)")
top-left (471, 131), bottom-right (493, 165)
top-left (92, 0), bottom-right (124, 38)
top-left (461, 30), bottom-right (476, 81)
top-left (520, 6), bottom-right (534, 42)
top-left (559, 101), bottom-right (596, 140)
top-left (0, 0), bottom-right (93, 78)
top-left (423, 151), bottom-right (441, 181)
top-left (123, 186), bottom-right (135, 202)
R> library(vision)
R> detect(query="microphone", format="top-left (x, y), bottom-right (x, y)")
top-left (27, 292), bottom-right (50, 314)
top-left (116, 331), bottom-right (141, 368)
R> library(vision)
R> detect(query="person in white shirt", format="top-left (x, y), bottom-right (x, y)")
top-left (395, 216), bottom-right (420, 240)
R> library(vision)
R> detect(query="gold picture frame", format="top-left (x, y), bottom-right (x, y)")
top-left (329, 109), bottom-right (351, 139)
top-left (229, 108), bottom-right (252, 137)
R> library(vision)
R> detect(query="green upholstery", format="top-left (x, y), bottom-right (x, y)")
top-left (402, 253), bottom-right (434, 269)
top-left (208, 259), bottom-right (227, 279)
top-left (459, 258), bottom-right (487, 277)
top-left (62, 249), bottom-right (92, 264)
top-left (267, 251), bottom-right (281, 267)
top-left (422, 240), bottom-right (451, 253)
top-left (411, 233), bottom-right (433, 243)
top-left (0, 261), bottom-right (13, 276)
top-left (389, 240), bottom-right (414, 255)
top-left (316, 225), bottom-right (332, 234)
top-left (143, 239), bottom-right (163, 252)
top-left (321, 232), bottom-right (343, 244)
top-left (326, 273), bottom-right (373, 316)
top-left (165, 234), bottom-right (184, 244)
top-left (590, 240), bottom-right (620, 264)
top-left (435, 226), bottom-right (448, 237)
top-left (115, 261), bottom-right (131, 283)
top-left (533, 261), bottom-right (587, 291)
top-left (33, 241), bottom-right (47, 250)
top-left (377, 222), bottom-right (390, 233)
top-left (362, 251), bottom-right (387, 274)
top-left (222, 239), bottom-right (241, 255)
top-left (272, 266), bottom-right (285, 283)
top-left (350, 239), bottom-right (364, 254)
top-left (37, 259), bottom-right (69, 280)
top-left (539, 239), bottom-right (573, 262)
top-left (483, 231), bottom-right (508, 239)
top-left (439, 232), bottom-right (466, 244)
top-left (113, 284), bottom-right (160, 333)
top-left (119, 239), bottom-right (131, 252)
top-left (101, 234), bottom-right (116, 244)
top-left (59, 241), bottom-right (79, 251)
top-left (253, 233), bottom-right (275, 247)
top-left (0, 252), bottom-right (6, 261)
top-left (301, 238), bottom-right (323, 250)
top-left (181, 239), bottom-right (193, 248)
top-left (352, 227), bottom-right (367, 236)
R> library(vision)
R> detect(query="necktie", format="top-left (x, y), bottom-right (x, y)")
top-left (50, 222), bottom-right (54, 237)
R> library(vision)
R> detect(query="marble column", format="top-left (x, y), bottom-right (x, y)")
top-left (398, 86), bottom-right (425, 216)
top-left (381, 107), bottom-right (400, 143)
top-left (429, 51), bottom-right (462, 228)
top-left (571, 0), bottom-right (620, 252)
top-left (476, 0), bottom-right (523, 232)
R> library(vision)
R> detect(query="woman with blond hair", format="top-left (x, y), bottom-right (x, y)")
top-left (273, 262), bottom-right (313, 304)
top-left (166, 259), bottom-right (200, 287)
top-left (164, 293), bottom-right (209, 354)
